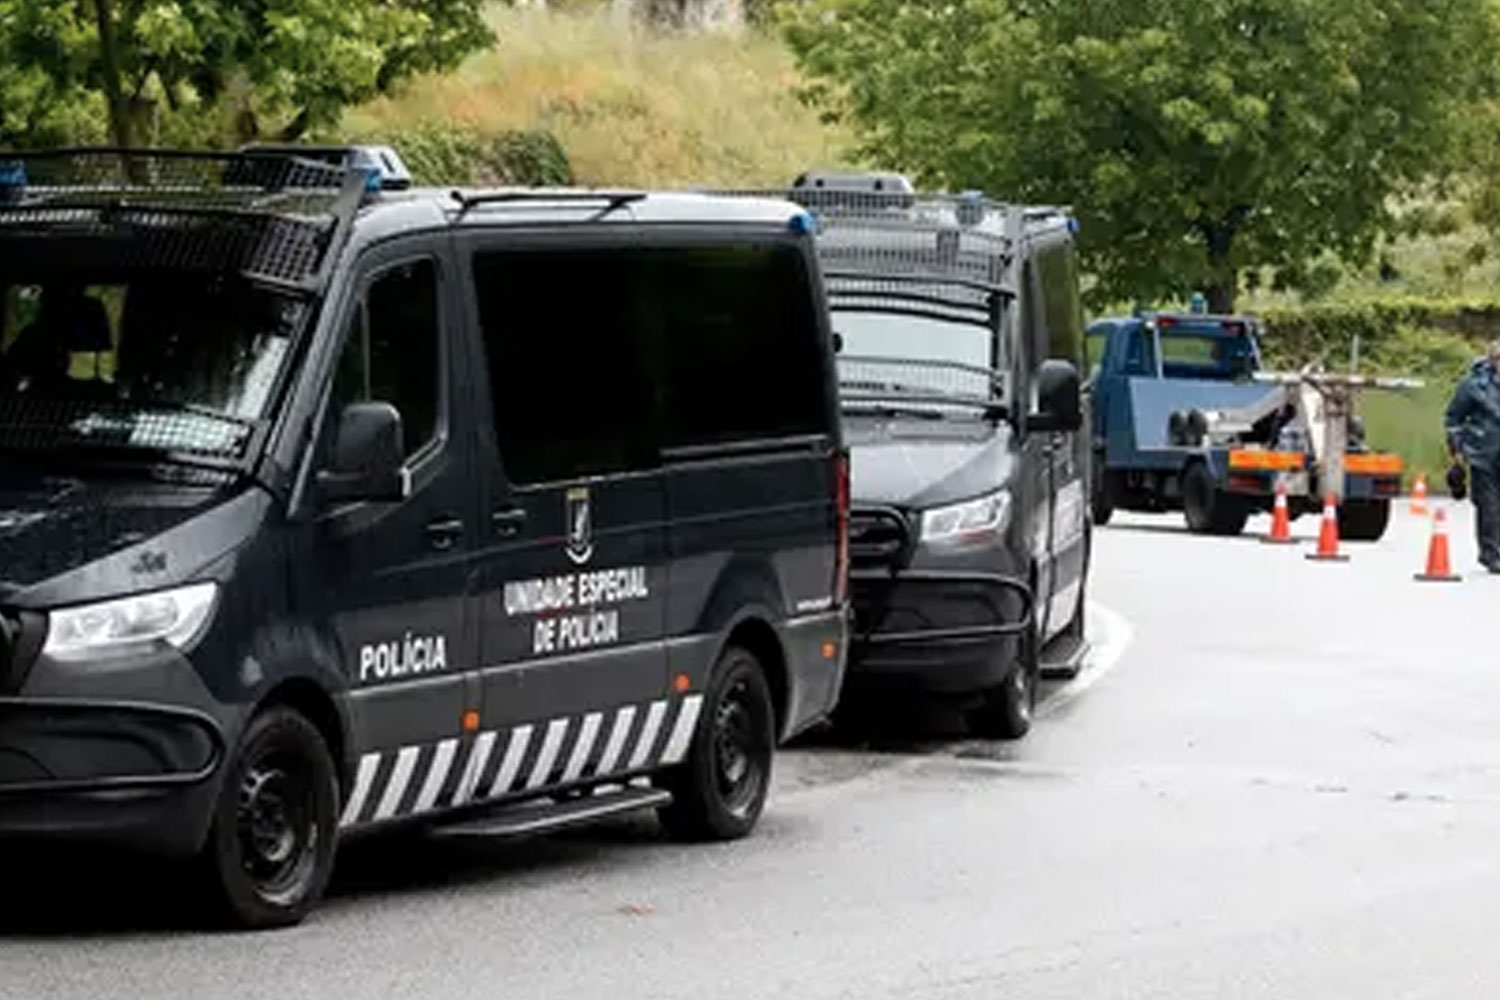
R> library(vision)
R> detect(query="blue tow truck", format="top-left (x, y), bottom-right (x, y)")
top-left (1085, 310), bottom-right (1411, 540)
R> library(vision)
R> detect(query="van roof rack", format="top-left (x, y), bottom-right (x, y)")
top-left (449, 189), bottom-right (648, 220)
top-left (0, 146), bottom-right (366, 294)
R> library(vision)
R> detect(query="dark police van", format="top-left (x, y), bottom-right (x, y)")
top-left (0, 147), bottom-right (849, 927)
top-left (782, 172), bottom-right (1089, 739)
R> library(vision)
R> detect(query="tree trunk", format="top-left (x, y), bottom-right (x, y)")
top-left (1206, 275), bottom-right (1236, 314)
top-left (91, 0), bottom-right (134, 150)
top-left (1201, 215), bottom-right (1244, 314)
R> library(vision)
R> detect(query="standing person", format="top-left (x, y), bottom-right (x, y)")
top-left (1445, 340), bottom-right (1500, 572)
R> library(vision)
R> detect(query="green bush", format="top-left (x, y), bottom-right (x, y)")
top-left (1256, 298), bottom-right (1500, 370)
top-left (342, 124), bottom-right (574, 187)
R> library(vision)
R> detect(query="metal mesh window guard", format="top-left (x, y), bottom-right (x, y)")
top-left (0, 149), bottom-right (359, 291)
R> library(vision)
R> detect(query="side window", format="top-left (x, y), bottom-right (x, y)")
top-left (471, 248), bottom-right (656, 486)
top-left (1084, 325), bottom-right (1110, 381)
top-left (1038, 240), bottom-right (1085, 363)
top-left (331, 258), bottom-right (440, 458)
top-left (1124, 326), bottom-right (1158, 376)
top-left (654, 244), bottom-right (828, 450)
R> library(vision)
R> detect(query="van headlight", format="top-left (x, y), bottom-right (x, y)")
top-left (43, 582), bottom-right (219, 661)
top-left (920, 490), bottom-right (1012, 545)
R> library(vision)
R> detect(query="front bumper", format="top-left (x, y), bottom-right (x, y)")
top-left (0, 698), bottom-right (226, 853)
top-left (848, 568), bottom-right (1035, 696)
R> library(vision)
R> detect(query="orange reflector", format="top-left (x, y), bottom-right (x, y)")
top-left (673, 673), bottom-right (690, 694)
top-left (1345, 453), bottom-right (1404, 475)
top-left (1228, 449), bottom-right (1305, 471)
top-left (821, 641), bottom-right (837, 660)
top-left (462, 710), bottom-right (480, 733)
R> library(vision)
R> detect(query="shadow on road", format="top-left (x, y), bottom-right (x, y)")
top-left (0, 815), bottom-right (678, 939)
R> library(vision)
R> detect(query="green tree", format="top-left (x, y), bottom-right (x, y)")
top-left (0, 0), bottom-right (495, 150)
top-left (783, 0), bottom-right (1500, 311)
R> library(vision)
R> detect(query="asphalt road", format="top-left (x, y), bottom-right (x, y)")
top-left (6, 499), bottom-right (1500, 999)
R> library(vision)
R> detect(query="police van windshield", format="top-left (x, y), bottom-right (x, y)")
top-left (0, 273), bottom-right (303, 463)
top-left (833, 310), bottom-right (1002, 409)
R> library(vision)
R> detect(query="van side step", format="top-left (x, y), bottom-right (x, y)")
top-left (1039, 635), bottom-right (1088, 680)
top-left (428, 786), bottom-right (672, 840)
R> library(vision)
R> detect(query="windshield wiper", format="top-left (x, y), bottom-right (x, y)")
top-left (842, 402), bottom-right (949, 421)
top-left (839, 383), bottom-right (1008, 422)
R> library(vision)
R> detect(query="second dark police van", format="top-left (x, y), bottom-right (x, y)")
top-left (0, 147), bottom-right (849, 928)
top-left (781, 172), bottom-right (1091, 739)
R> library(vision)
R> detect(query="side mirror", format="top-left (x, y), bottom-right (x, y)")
top-left (1026, 359), bottom-right (1083, 434)
top-left (316, 401), bottom-right (410, 505)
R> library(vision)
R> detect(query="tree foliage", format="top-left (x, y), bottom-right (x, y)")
top-left (0, 0), bottom-right (495, 150)
top-left (782, 0), bottom-right (1500, 310)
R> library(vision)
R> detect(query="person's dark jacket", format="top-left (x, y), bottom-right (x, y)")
top-left (1446, 357), bottom-right (1500, 467)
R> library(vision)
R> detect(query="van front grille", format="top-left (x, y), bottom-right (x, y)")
top-left (848, 507), bottom-right (911, 569)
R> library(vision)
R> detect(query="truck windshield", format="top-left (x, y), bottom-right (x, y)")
top-left (0, 272), bottom-right (304, 463)
top-left (833, 310), bottom-right (1002, 407)
top-left (1159, 332), bottom-right (1255, 380)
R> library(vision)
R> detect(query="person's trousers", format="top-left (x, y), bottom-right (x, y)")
top-left (1470, 461), bottom-right (1500, 567)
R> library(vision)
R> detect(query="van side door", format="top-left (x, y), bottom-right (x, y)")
top-left (1017, 257), bottom-right (1057, 641)
top-left (1034, 237), bottom-right (1089, 642)
top-left (459, 236), bottom-right (673, 804)
top-left (291, 239), bottom-right (483, 830)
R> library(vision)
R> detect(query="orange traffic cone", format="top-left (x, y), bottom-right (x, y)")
top-left (1262, 478), bottom-right (1295, 545)
top-left (1409, 475), bottom-right (1429, 516)
top-left (1305, 493), bottom-right (1349, 562)
top-left (1414, 506), bottom-right (1462, 582)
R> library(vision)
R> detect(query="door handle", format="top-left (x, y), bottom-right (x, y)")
top-left (492, 507), bottom-right (527, 538)
top-left (424, 517), bottom-right (465, 551)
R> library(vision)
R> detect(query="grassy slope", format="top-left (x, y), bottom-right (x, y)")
top-left (338, 5), bottom-right (855, 187)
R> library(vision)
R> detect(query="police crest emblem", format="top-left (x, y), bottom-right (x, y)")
top-left (565, 486), bottom-right (593, 565)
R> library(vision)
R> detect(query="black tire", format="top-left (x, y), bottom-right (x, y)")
top-left (1182, 462), bottom-right (1249, 536)
top-left (1339, 498), bottom-right (1391, 542)
top-left (967, 629), bottom-right (1037, 740)
top-left (200, 707), bottom-right (339, 930)
top-left (1091, 453), bottom-right (1114, 527)
top-left (657, 646), bottom-right (775, 842)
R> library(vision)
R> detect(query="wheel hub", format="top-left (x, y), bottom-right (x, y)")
top-left (236, 756), bottom-right (314, 893)
top-left (712, 678), bottom-right (765, 816)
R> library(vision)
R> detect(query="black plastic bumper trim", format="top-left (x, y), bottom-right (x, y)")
top-left (0, 698), bottom-right (225, 797)
top-left (850, 569), bottom-right (1034, 646)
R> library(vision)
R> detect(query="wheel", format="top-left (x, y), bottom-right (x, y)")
top-left (1182, 462), bottom-right (1249, 536)
top-left (1090, 452), bottom-right (1114, 527)
top-left (1338, 498), bottom-right (1390, 542)
top-left (657, 645), bottom-right (775, 841)
top-left (967, 629), bottom-right (1037, 740)
top-left (199, 707), bottom-right (339, 930)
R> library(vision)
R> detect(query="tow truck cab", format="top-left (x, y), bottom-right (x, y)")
top-left (783, 171), bottom-right (1091, 738)
top-left (1087, 310), bottom-right (1403, 540)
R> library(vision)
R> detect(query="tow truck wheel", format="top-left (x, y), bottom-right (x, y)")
top-left (1339, 498), bottom-right (1391, 542)
top-left (1091, 450), bottom-right (1114, 527)
top-left (200, 707), bottom-right (338, 930)
top-left (968, 630), bottom-right (1037, 741)
top-left (657, 645), bottom-right (774, 842)
top-left (1183, 462), bottom-right (1249, 536)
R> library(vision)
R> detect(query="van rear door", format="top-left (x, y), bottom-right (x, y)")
top-left (642, 236), bottom-right (845, 738)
